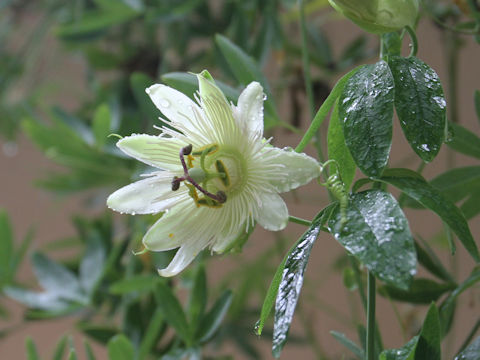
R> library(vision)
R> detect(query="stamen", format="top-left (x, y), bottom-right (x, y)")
top-left (176, 143), bottom-right (227, 204)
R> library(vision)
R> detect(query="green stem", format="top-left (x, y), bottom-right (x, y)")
top-left (295, 66), bottom-right (360, 153)
top-left (298, 0), bottom-right (325, 162)
top-left (288, 216), bottom-right (312, 227)
top-left (366, 272), bottom-right (376, 360)
top-left (405, 26), bottom-right (418, 57)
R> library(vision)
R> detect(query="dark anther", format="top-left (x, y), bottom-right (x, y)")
top-left (216, 191), bottom-right (227, 203)
top-left (171, 176), bottom-right (181, 191)
top-left (182, 144), bottom-right (193, 156)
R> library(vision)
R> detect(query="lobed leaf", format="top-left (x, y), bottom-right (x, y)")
top-left (388, 56), bottom-right (446, 162)
top-left (338, 60), bottom-right (394, 177)
top-left (379, 168), bottom-right (480, 263)
top-left (328, 190), bottom-right (417, 289)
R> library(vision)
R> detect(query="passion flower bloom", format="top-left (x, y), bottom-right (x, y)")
top-left (107, 71), bottom-right (321, 276)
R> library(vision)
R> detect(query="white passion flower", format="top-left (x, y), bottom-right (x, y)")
top-left (107, 71), bottom-right (321, 277)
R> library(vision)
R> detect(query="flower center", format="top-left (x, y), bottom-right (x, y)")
top-left (171, 144), bottom-right (246, 208)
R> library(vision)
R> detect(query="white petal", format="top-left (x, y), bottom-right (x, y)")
top-left (262, 147), bottom-right (321, 193)
top-left (236, 82), bottom-right (264, 139)
top-left (107, 175), bottom-right (185, 215)
top-left (212, 226), bottom-right (246, 253)
top-left (146, 84), bottom-right (201, 133)
top-left (158, 240), bottom-right (207, 277)
top-left (255, 192), bottom-right (289, 231)
top-left (117, 134), bottom-right (186, 171)
top-left (143, 202), bottom-right (213, 252)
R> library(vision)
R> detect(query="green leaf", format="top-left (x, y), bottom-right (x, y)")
top-left (188, 265), bottom-right (207, 331)
top-left (214, 34), bottom-right (279, 128)
top-left (107, 334), bottom-right (134, 360)
top-left (460, 191), bottom-right (480, 220)
top-left (338, 60), bottom-right (394, 177)
top-left (161, 72), bottom-right (240, 103)
top-left (379, 168), bottom-right (480, 262)
top-left (255, 204), bottom-right (336, 336)
top-left (130, 72), bottom-right (163, 125)
top-left (382, 32), bottom-right (402, 57)
top-left (414, 240), bottom-right (453, 282)
top-left (380, 336), bottom-right (418, 360)
top-left (440, 267), bottom-right (480, 333)
top-left (389, 56), bottom-right (446, 162)
top-left (78, 324), bottom-right (118, 344)
top-left (328, 190), bottom-right (417, 289)
top-left (379, 278), bottom-right (456, 304)
top-left (52, 336), bottom-right (68, 360)
top-left (447, 122), bottom-right (480, 159)
top-left (0, 209), bottom-right (13, 284)
top-left (84, 340), bottom-right (97, 360)
top-left (155, 282), bottom-right (191, 345)
top-left (109, 274), bottom-right (160, 294)
top-left (331, 331), bottom-right (365, 359)
top-left (196, 290), bottom-right (233, 343)
top-left (327, 100), bottom-right (356, 190)
top-left (456, 336), bottom-right (480, 360)
top-left (80, 237), bottom-right (105, 295)
top-left (56, 7), bottom-right (139, 39)
top-left (68, 349), bottom-right (78, 360)
top-left (92, 104), bottom-right (111, 148)
top-left (272, 205), bottom-right (335, 357)
top-left (430, 166), bottom-right (480, 204)
top-left (138, 309), bottom-right (164, 360)
top-left (25, 337), bottom-right (40, 360)
top-left (415, 303), bottom-right (441, 360)
top-left (31, 252), bottom-right (84, 301)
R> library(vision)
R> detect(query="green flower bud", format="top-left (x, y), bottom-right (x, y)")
top-left (328, 0), bottom-right (419, 34)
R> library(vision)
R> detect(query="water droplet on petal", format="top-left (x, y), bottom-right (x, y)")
top-left (160, 99), bottom-right (170, 108)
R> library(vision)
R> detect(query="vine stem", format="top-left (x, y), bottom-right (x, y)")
top-left (366, 271), bottom-right (376, 360)
top-left (295, 67), bottom-right (360, 153)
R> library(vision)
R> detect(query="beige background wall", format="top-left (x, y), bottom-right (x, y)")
top-left (1, 11), bottom-right (479, 360)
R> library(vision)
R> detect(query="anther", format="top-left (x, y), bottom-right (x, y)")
top-left (182, 144), bottom-right (193, 156)
top-left (171, 176), bottom-right (181, 191)
top-left (216, 191), bottom-right (227, 203)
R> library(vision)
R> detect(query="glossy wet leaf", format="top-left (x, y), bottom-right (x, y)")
top-left (272, 205), bottom-right (336, 357)
top-left (327, 100), bottom-right (356, 190)
top-left (455, 336), bottom-right (480, 360)
top-left (447, 122), bottom-right (480, 160)
top-left (328, 190), bottom-right (416, 289)
top-left (256, 203), bottom-right (336, 336)
top-left (379, 168), bottom-right (480, 263)
top-left (389, 56), bottom-right (446, 162)
top-left (379, 278), bottom-right (456, 304)
top-left (380, 336), bottom-right (418, 360)
top-left (107, 334), bottom-right (134, 360)
top-left (331, 331), bottom-right (365, 359)
top-left (338, 60), bottom-right (394, 177)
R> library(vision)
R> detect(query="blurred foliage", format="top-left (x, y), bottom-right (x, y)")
top-left (1, 0), bottom-right (479, 359)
